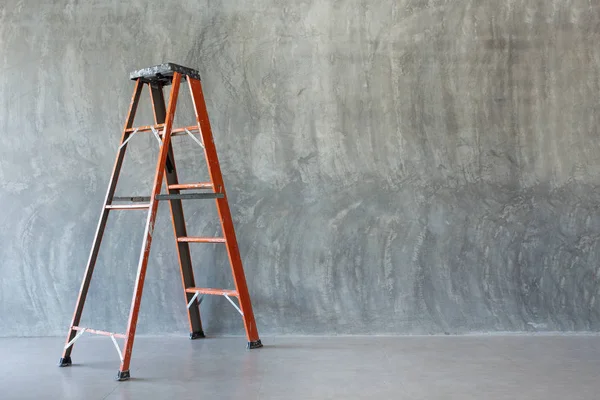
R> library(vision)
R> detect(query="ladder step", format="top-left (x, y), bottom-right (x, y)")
top-left (171, 126), bottom-right (199, 135)
top-left (72, 326), bottom-right (126, 339)
top-left (125, 124), bottom-right (164, 133)
top-left (156, 193), bottom-right (224, 200)
top-left (106, 204), bottom-right (151, 210)
top-left (185, 288), bottom-right (238, 296)
top-left (178, 236), bottom-right (226, 243)
top-left (168, 182), bottom-right (213, 190)
top-left (125, 124), bottom-right (198, 136)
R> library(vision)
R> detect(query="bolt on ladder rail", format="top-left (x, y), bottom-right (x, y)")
top-left (58, 63), bottom-right (262, 381)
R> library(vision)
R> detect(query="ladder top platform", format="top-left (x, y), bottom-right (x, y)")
top-left (130, 63), bottom-right (201, 84)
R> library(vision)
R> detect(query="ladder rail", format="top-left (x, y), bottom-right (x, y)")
top-left (59, 79), bottom-right (144, 366)
top-left (188, 77), bottom-right (261, 345)
top-left (118, 72), bottom-right (183, 377)
top-left (149, 82), bottom-right (205, 340)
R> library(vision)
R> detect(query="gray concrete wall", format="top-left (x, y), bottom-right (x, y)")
top-left (1, 0), bottom-right (600, 337)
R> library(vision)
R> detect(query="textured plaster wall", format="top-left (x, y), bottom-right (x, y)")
top-left (1, 1), bottom-right (600, 336)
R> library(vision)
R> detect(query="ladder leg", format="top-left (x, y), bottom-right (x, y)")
top-left (149, 84), bottom-right (204, 339)
top-left (59, 80), bottom-right (144, 367)
top-left (117, 73), bottom-right (182, 380)
top-left (187, 78), bottom-right (262, 348)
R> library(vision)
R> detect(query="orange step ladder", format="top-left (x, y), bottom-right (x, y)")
top-left (58, 63), bottom-right (262, 381)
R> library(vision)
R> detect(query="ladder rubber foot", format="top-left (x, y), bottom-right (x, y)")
top-left (247, 339), bottom-right (263, 349)
top-left (58, 356), bottom-right (72, 367)
top-left (116, 370), bottom-right (131, 381)
top-left (190, 330), bottom-right (205, 340)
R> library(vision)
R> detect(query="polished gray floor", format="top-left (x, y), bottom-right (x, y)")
top-left (2, 335), bottom-right (600, 399)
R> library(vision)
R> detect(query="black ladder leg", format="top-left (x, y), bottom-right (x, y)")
top-left (149, 83), bottom-right (204, 338)
top-left (59, 79), bottom-right (144, 366)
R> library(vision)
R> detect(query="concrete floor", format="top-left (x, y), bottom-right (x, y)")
top-left (2, 335), bottom-right (600, 399)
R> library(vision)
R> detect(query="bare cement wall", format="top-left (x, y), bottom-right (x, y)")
top-left (1, 0), bottom-right (600, 336)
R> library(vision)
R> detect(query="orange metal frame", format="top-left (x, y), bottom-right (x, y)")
top-left (59, 71), bottom-right (261, 381)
